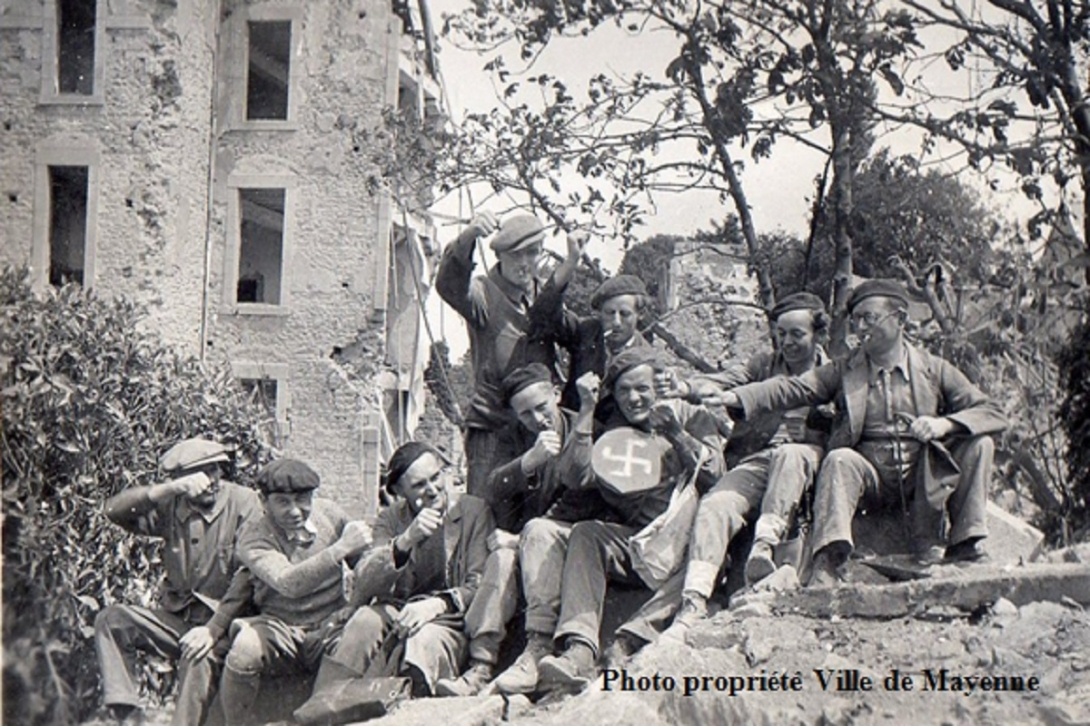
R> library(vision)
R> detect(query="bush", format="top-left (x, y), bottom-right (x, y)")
top-left (0, 268), bottom-right (274, 724)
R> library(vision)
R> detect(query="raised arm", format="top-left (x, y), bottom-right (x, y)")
top-left (435, 213), bottom-right (499, 328)
top-left (240, 519), bottom-right (372, 600)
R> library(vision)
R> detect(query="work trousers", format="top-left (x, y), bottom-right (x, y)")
top-left (519, 518), bottom-right (577, 638)
top-left (553, 521), bottom-right (641, 654)
top-left (811, 435), bottom-right (994, 555)
top-left (684, 443), bottom-right (823, 597)
top-left (218, 612), bottom-right (349, 724)
top-left (462, 547), bottom-right (520, 664)
top-left (94, 603), bottom-right (223, 726)
top-left (313, 604), bottom-right (467, 695)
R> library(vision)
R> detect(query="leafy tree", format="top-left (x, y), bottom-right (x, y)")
top-left (0, 268), bottom-right (273, 724)
top-left (443, 0), bottom-right (923, 315)
top-left (894, 0), bottom-right (1090, 276)
top-left (1056, 313), bottom-right (1090, 538)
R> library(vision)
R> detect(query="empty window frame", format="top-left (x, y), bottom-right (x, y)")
top-left (236, 187), bottom-right (286, 305)
top-left (47, 165), bottom-right (90, 286)
top-left (240, 376), bottom-right (279, 417)
top-left (246, 20), bottom-right (292, 121)
top-left (56, 0), bottom-right (97, 95)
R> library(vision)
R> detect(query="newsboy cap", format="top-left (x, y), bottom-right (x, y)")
top-left (768, 291), bottom-right (827, 321)
top-left (846, 279), bottom-right (911, 312)
top-left (590, 275), bottom-right (648, 310)
top-left (502, 363), bottom-right (555, 404)
top-left (490, 214), bottom-right (547, 253)
top-left (256, 459), bottom-right (320, 495)
top-left (603, 348), bottom-right (662, 392)
top-left (159, 438), bottom-right (229, 473)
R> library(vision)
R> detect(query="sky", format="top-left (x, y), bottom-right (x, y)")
top-left (419, 0), bottom-right (1048, 359)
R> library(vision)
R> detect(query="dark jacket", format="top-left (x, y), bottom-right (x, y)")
top-left (354, 493), bottom-right (494, 615)
top-left (528, 275), bottom-right (651, 417)
top-left (732, 343), bottom-right (1007, 450)
top-left (435, 229), bottom-right (554, 431)
top-left (488, 408), bottom-right (617, 531)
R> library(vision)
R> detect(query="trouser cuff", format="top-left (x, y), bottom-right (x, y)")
top-left (469, 633), bottom-right (501, 665)
top-left (753, 514), bottom-right (787, 544)
top-left (682, 560), bottom-right (719, 599)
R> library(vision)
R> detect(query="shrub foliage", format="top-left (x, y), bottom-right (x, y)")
top-left (0, 268), bottom-right (273, 724)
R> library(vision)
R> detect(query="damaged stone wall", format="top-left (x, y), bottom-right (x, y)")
top-left (206, 0), bottom-right (398, 517)
top-left (0, 0), bottom-right (219, 352)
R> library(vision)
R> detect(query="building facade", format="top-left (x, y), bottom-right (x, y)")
top-left (0, 0), bottom-right (442, 517)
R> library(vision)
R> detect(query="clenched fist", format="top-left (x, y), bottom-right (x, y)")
top-left (575, 372), bottom-right (601, 410)
top-left (338, 521), bottom-right (373, 556)
top-left (522, 430), bottom-right (562, 473)
top-left (400, 507), bottom-right (443, 551)
top-left (467, 212), bottom-right (499, 239)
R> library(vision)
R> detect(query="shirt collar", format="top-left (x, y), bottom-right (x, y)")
top-left (868, 346), bottom-right (910, 384)
top-left (488, 265), bottom-right (535, 308)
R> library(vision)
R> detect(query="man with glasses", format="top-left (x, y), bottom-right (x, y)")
top-left (717, 280), bottom-right (1007, 586)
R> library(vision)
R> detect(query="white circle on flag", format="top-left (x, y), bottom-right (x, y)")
top-left (591, 427), bottom-right (671, 495)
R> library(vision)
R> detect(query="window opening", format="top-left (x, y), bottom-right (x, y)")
top-left (246, 20), bottom-right (291, 120)
top-left (57, 0), bottom-right (97, 95)
top-left (237, 187), bottom-right (285, 305)
top-left (48, 165), bottom-right (89, 287)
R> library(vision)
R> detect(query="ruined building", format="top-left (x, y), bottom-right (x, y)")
top-left (0, 0), bottom-right (444, 516)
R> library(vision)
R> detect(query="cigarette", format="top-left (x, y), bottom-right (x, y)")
top-left (414, 497), bottom-right (424, 508)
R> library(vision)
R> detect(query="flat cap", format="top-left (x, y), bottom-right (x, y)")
top-left (768, 291), bottom-right (826, 321)
top-left (847, 278), bottom-right (910, 312)
top-left (159, 438), bottom-right (229, 473)
top-left (502, 363), bottom-right (555, 404)
top-left (590, 275), bottom-right (648, 310)
top-left (490, 214), bottom-right (546, 253)
top-left (256, 459), bottom-right (320, 494)
top-left (603, 348), bottom-right (662, 392)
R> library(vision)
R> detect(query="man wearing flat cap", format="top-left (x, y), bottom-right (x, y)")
top-left (512, 350), bottom-right (725, 695)
top-left (651, 291), bottom-right (833, 635)
top-left (437, 212), bottom-right (569, 496)
top-left (528, 234), bottom-right (652, 421)
top-left (299, 443), bottom-right (493, 703)
top-left (94, 437), bottom-right (262, 725)
top-left (717, 279), bottom-right (1007, 586)
top-left (218, 459), bottom-right (374, 724)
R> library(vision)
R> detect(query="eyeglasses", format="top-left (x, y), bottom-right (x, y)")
top-left (850, 310), bottom-right (899, 329)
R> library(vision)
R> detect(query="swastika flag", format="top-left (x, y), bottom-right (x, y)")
top-left (591, 427), bottom-right (672, 495)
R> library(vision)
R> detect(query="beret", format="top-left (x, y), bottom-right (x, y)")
top-left (603, 348), bottom-right (662, 392)
top-left (385, 441), bottom-right (442, 493)
top-left (159, 438), bottom-right (229, 473)
top-left (768, 291), bottom-right (826, 321)
top-left (502, 363), bottom-right (555, 404)
top-left (256, 459), bottom-right (320, 494)
top-left (590, 275), bottom-right (648, 309)
top-left (847, 279), bottom-right (910, 312)
top-left (490, 214), bottom-right (546, 253)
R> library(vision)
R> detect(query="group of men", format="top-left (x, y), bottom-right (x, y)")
top-left (94, 212), bottom-right (1007, 723)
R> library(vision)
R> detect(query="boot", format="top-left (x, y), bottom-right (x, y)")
top-left (808, 546), bottom-right (848, 588)
top-left (434, 660), bottom-right (493, 697)
top-left (491, 633), bottom-right (552, 695)
top-left (744, 540), bottom-right (777, 585)
top-left (537, 639), bottom-right (596, 694)
top-left (659, 592), bottom-right (708, 643)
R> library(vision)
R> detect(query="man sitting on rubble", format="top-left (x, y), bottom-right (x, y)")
top-left (717, 279), bottom-right (1007, 586)
top-left (304, 442), bottom-right (494, 700)
top-left (218, 459), bottom-right (374, 724)
top-left (518, 349), bottom-right (726, 695)
top-left (434, 365), bottom-right (617, 697)
top-left (95, 437), bottom-right (262, 726)
top-left (656, 292), bottom-right (833, 633)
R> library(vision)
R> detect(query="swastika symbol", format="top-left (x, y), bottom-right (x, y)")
top-left (600, 439), bottom-right (655, 479)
